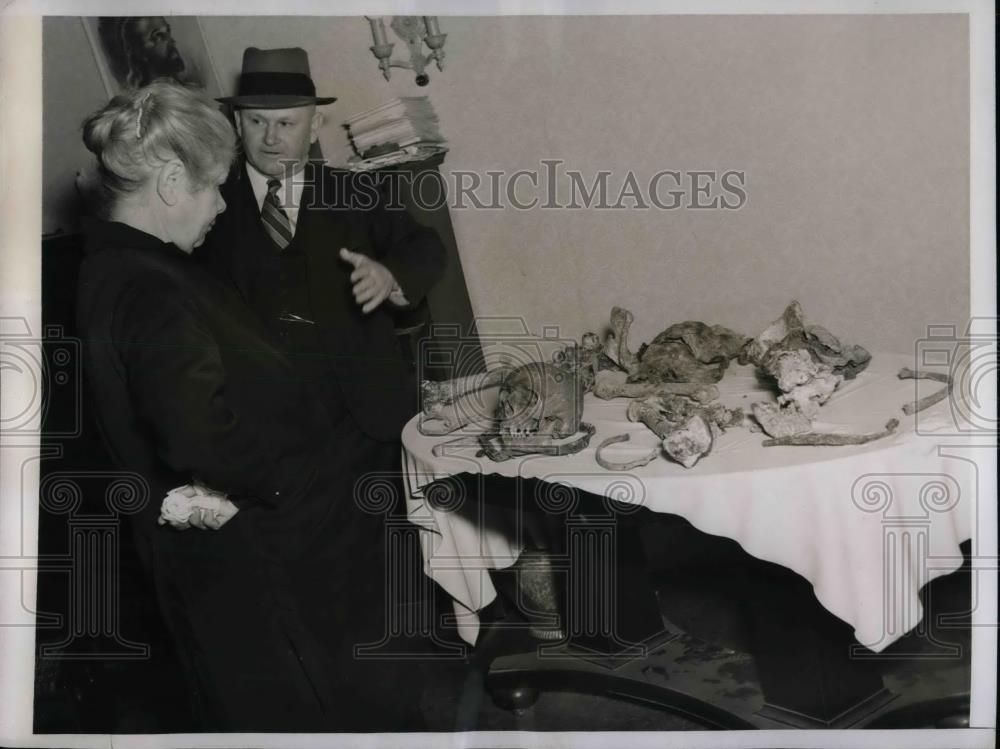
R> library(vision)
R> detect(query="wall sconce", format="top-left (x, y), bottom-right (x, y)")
top-left (365, 16), bottom-right (446, 86)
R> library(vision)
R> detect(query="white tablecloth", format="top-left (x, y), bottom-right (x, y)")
top-left (403, 353), bottom-right (977, 650)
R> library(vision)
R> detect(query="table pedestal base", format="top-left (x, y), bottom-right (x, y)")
top-left (485, 629), bottom-right (900, 729)
top-left (737, 559), bottom-right (900, 727)
top-left (486, 631), bottom-right (760, 729)
top-left (755, 688), bottom-right (898, 728)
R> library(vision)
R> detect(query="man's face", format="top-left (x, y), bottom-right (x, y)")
top-left (132, 17), bottom-right (184, 75)
top-left (235, 106), bottom-right (321, 178)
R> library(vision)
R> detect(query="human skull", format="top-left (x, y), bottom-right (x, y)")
top-left (496, 362), bottom-right (583, 441)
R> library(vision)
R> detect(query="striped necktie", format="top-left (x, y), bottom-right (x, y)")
top-left (261, 178), bottom-right (293, 250)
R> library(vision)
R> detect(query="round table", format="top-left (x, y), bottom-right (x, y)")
top-left (402, 353), bottom-right (976, 654)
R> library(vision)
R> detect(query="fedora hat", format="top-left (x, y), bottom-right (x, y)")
top-left (217, 47), bottom-right (336, 109)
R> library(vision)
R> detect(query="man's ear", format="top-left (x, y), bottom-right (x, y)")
top-left (310, 109), bottom-right (323, 144)
top-left (156, 160), bottom-right (185, 206)
top-left (233, 110), bottom-right (244, 139)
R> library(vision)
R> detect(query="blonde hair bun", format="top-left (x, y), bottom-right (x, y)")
top-left (81, 80), bottom-right (236, 216)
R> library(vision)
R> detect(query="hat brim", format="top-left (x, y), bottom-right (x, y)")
top-left (217, 94), bottom-right (337, 108)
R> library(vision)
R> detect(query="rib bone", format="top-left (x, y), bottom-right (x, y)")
top-left (762, 419), bottom-right (899, 446)
top-left (595, 433), bottom-right (659, 471)
top-left (897, 367), bottom-right (953, 415)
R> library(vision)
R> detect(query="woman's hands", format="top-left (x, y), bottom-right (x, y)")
top-left (159, 482), bottom-right (239, 531)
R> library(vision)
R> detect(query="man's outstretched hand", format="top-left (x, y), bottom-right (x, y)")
top-left (340, 247), bottom-right (407, 313)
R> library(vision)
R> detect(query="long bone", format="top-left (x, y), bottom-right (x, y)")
top-left (605, 306), bottom-right (640, 375)
top-left (762, 418), bottom-right (899, 447)
top-left (419, 369), bottom-right (511, 436)
top-left (592, 370), bottom-right (720, 402)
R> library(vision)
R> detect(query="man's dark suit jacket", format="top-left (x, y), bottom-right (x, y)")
top-left (199, 159), bottom-right (447, 442)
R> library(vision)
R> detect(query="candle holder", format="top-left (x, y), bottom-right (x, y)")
top-left (365, 15), bottom-right (446, 86)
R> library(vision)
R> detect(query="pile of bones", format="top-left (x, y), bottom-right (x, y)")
top-left (419, 301), bottom-right (931, 469)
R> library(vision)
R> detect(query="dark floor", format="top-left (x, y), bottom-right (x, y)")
top-left (34, 507), bottom-right (972, 733)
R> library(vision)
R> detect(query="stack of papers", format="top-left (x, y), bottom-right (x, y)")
top-left (344, 97), bottom-right (445, 158)
top-left (345, 144), bottom-right (449, 172)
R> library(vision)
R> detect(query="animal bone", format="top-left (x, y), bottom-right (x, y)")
top-left (594, 433), bottom-right (660, 471)
top-left (701, 401), bottom-right (748, 430)
top-left (898, 367), bottom-right (953, 414)
top-left (750, 401), bottom-right (813, 438)
top-left (741, 301), bottom-right (804, 367)
top-left (605, 307), bottom-right (640, 375)
top-left (591, 369), bottom-right (720, 402)
top-left (419, 393), bottom-right (488, 436)
top-left (478, 422), bottom-right (596, 462)
top-left (778, 371), bottom-right (842, 418)
top-left (627, 398), bottom-right (676, 439)
top-left (625, 397), bottom-right (717, 468)
top-left (749, 341), bottom-right (844, 438)
top-left (662, 414), bottom-right (714, 468)
top-left (419, 369), bottom-right (511, 436)
top-left (740, 300), bottom-right (870, 379)
top-left (791, 326), bottom-right (871, 380)
top-left (640, 392), bottom-right (743, 432)
top-left (630, 321), bottom-right (748, 384)
top-left (763, 349), bottom-right (843, 419)
top-left (554, 335), bottom-right (620, 393)
top-left (421, 370), bottom-right (508, 411)
top-left (766, 348), bottom-right (821, 392)
top-left (762, 419), bottom-right (899, 446)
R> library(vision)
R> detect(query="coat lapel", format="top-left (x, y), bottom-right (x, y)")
top-left (298, 165), bottom-right (360, 334)
top-left (216, 162), bottom-right (274, 305)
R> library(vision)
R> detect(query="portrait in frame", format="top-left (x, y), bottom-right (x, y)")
top-left (80, 15), bottom-right (223, 97)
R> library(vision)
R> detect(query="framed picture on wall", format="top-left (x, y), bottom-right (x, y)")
top-left (80, 16), bottom-right (223, 97)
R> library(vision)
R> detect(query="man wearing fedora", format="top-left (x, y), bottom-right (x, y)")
top-left (197, 47), bottom-right (445, 728)
top-left (202, 46), bottom-right (444, 479)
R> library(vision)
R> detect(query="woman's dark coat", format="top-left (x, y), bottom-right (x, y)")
top-left (76, 218), bottom-right (414, 731)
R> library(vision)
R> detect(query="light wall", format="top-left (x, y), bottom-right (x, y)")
top-left (44, 14), bottom-right (969, 354)
top-left (41, 18), bottom-right (111, 236)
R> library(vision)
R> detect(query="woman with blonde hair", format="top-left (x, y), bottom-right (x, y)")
top-left (77, 80), bottom-right (405, 731)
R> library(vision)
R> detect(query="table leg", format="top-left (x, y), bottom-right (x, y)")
top-left (558, 515), bottom-right (666, 657)
top-left (735, 564), bottom-right (898, 727)
top-left (485, 502), bottom-right (759, 724)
